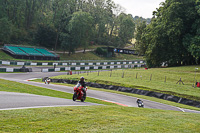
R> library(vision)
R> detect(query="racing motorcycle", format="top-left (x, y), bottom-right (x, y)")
top-left (137, 100), bottom-right (144, 108)
top-left (72, 83), bottom-right (87, 102)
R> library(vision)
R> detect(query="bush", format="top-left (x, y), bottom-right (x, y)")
top-left (95, 47), bottom-right (108, 57)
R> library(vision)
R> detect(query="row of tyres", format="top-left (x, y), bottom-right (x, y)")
top-left (0, 60), bottom-right (145, 66)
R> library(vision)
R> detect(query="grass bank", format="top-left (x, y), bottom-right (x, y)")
top-left (51, 66), bottom-right (200, 102)
top-left (59, 51), bottom-right (143, 61)
top-left (1, 77), bottom-right (200, 132)
top-left (0, 106), bottom-right (200, 132)
top-left (0, 49), bottom-right (143, 62)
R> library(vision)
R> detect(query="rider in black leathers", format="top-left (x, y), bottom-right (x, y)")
top-left (136, 98), bottom-right (143, 107)
top-left (79, 77), bottom-right (86, 97)
top-left (136, 98), bottom-right (142, 104)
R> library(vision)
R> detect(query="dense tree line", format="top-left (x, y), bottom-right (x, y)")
top-left (136, 0), bottom-right (200, 67)
top-left (0, 0), bottom-right (136, 55)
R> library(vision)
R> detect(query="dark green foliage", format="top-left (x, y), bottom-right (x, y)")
top-left (136, 0), bottom-right (200, 67)
top-left (0, 0), bottom-right (136, 52)
top-left (0, 17), bottom-right (12, 43)
top-left (34, 24), bottom-right (57, 49)
top-left (95, 47), bottom-right (108, 56)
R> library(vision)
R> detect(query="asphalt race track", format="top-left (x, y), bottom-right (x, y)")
top-left (0, 72), bottom-right (200, 113)
top-left (0, 91), bottom-right (100, 110)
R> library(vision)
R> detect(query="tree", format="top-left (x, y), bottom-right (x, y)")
top-left (135, 21), bottom-right (147, 55)
top-left (140, 0), bottom-right (199, 67)
top-left (0, 0), bottom-right (135, 51)
top-left (0, 17), bottom-right (12, 43)
top-left (117, 13), bottom-right (135, 48)
top-left (34, 24), bottom-right (57, 49)
top-left (68, 11), bottom-right (94, 53)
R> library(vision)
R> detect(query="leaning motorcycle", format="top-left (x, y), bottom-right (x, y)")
top-left (72, 83), bottom-right (87, 102)
top-left (137, 100), bottom-right (144, 108)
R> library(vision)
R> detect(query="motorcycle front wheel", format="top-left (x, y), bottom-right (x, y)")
top-left (73, 92), bottom-right (77, 101)
top-left (81, 94), bottom-right (86, 102)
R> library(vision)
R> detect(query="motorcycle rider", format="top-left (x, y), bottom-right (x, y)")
top-left (78, 76), bottom-right (86, 97)
top-left (136, 98), bottom-right (143, 107)
top-left (136, 98), bottom-right (142, 103)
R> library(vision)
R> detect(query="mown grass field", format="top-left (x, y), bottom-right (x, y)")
top-left (51, 66), bottom-right (200, 102)
top-left (0, 78), bottom-right (200, 132)
top-left (1, 106), bottom-right (200, 133)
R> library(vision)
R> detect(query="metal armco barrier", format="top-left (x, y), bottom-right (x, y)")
top-left (41, 64), bottom-right (145, 72)
top-left (0, 60), bottom-right (145, 66)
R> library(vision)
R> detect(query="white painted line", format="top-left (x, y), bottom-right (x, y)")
top-left (0, 105), bottom-right (97, 111)
top-left (176, 107), bottom-right (185, 112)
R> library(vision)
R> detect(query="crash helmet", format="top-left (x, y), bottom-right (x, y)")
top-left (80, 76), bottom-right (85, 81)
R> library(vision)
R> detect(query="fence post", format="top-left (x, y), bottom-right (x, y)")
top-left (110, 69), bottom-right (112, 77)
top-left (136, 72), bottom-right (138, 79)
top-left (98, 71), bottom-right (99, 76)
top-left (122, 70), bottom-right (124, 78)
top-left (150, 74), bottom-right (152, 81)
top-left (165, 76), bottom-right (166, 82)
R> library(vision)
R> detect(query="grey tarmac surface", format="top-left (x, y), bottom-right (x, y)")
top-left (0, 72), bottom-right (200, 113)
top-left (0, 91), bottom-right (100, 110)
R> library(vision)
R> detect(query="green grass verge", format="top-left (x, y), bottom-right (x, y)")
top-left (59, 51), bottom-right (143, 61)
top-left (0, 50), bottom-right (15, 60)
top-left (0, 49), bottom-right (143, 62)
top-left (51, 66), bottom-right (200, 102)
top-left (0, 106), bottom-right (200, 132)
